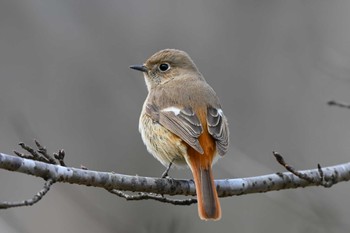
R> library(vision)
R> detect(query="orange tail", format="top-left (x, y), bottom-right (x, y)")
top-left (186, 141), bottom-right (221, 220)
top-left (186, 109), bottom-right (221, 220)
top-left (190, 161), bottom-right (221, 220)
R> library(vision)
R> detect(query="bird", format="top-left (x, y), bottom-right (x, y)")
top-left (130, 49), bottom-right (229, 220)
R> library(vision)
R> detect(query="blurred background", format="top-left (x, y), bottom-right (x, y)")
top-left (1, 1), bottom-right (350, 232)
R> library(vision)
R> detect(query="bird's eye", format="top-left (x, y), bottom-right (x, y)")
top-left (159, 63), bottom-right (170, 72)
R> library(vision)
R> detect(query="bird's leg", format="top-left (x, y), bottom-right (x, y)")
top-left (161, 161), bottom-right (173, 178)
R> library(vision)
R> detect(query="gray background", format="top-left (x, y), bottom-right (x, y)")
top-left (1, 1), bottom-right (350, 232)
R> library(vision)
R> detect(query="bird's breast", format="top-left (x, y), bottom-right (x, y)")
top-left (139, 111), bottom-right (188, 167)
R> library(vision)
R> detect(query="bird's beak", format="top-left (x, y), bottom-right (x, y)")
top-left (129, 65), bottom-right (148, 73)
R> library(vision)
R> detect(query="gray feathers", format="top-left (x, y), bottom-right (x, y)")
top-left (145, 104), bottom-right (229, 156)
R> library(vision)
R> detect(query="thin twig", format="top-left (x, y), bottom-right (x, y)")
top-left (328, 100), bottom-right (350, 109)
top-left (107, 189), bottom-right (197, 205)
top-left (54, 149), bottom-right (66, 166)
top-left (0, 179), bottom-right (55, 209)
top-left (35, 140), bottom-right (57, 165)
top-left (15, 140), bottom-right (66, 166)
top-left (13, 150), bottom-right (48, 163)
top-left (273, 151), bottom-right (317, 183)
top-left (273, 151), bottom-right (336, 188)
top-left (18, 142), bottom-right (43, 161)
top-left (0, 141), bottom-right (66, 209)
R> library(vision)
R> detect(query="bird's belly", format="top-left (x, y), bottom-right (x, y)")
top-left (139, 114), bottom-right (188, 167)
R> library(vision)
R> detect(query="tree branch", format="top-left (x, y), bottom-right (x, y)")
top-left (1, 100), bottom-right (349, 209)
top-left (0, 179), bottom-right (55, 209)
top-left (107, 189), bottom-right (197, 205)
top-left (328, 100), bottom-right (350, 109)
top-left (1, 152), bottom-right (350, 199)
top-left (0, 98), bottom-right (348, 211)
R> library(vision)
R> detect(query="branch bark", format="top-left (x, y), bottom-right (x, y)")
top-left (1, 152), bottom-right (349, 198)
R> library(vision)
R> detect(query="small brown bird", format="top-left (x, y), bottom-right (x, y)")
top-left (130, 49), bottom-right (229, 220)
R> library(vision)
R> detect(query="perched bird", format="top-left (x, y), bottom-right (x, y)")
top-left (130, 49), bottom-right (229, 220)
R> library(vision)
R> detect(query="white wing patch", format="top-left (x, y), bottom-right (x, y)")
top-left (218, 109), bottom-right (223, 116)
top-left (161, 107), bottom-right (181, 116)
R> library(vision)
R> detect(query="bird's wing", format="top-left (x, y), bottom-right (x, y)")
top-left (145, 104), bottom-right (204, 154)
top-left (207, 107), bottom-right (229, 156)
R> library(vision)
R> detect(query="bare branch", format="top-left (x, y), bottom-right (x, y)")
top-left (107, 189), bottom-right (197, 205)
top-left (0, 142), bottom-right (67, 209)
top-left (14, 140), bottom-right (63, 165)
top-left (54, 149), bottom-right (66, 166)
top-left (0, 179), bottom-right (55, 209)
top-left (328, 100), bottom-right (350, 109)
top-left (273, 152), bottom-right (336, 187)
top-left (34, 140), bottom-right (58, 165)
top-left (1, 152), bottom-right (350, 199)
top-left (1, 99), bottom-right (349, 209)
